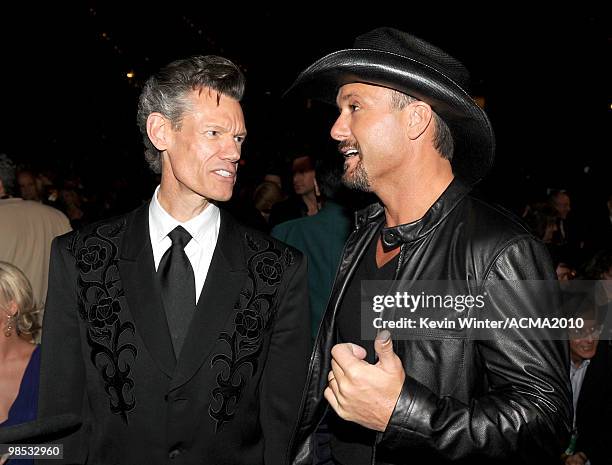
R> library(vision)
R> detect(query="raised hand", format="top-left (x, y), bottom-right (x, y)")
top-left (324, 330), bottom-right (405, 431)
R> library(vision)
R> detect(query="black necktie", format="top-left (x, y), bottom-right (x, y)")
top-left (158, 226), bottom-right (196, 357)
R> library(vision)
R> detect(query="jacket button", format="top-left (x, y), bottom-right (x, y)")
top-left (168, 449), bottom-right (181, 459)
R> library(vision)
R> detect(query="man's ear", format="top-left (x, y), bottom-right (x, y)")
top-left (146, 112), bottom-right (171, 151)
top-left (405, 101), bottom-right (433, 140)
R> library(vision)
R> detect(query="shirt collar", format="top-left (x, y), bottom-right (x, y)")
top-left (149, 185), bottom-right (219, 246)
top-left (353, 177), bottom-right (471, 249)
top-left (570, 358), bottom-right (591, 373)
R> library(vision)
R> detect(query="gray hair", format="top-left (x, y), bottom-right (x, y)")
top-left (0, 153), bottom-right (16, 196)
top-left (137, 55), bottom-right (246, 174)
top-left (390, 90), bottom-right (454, 161)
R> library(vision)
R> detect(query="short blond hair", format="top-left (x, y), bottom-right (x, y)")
top-left (0, 261), bottom-right (40, 341)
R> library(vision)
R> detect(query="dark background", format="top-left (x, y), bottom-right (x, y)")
top-left (1, 3), bottom-right (610, 212)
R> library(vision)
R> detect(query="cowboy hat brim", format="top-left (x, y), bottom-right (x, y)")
top-left (285, 48), bottom-right (495, 184)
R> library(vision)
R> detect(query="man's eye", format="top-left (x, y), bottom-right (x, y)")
top-left (349, 104), bottom-right (360, 112)
top-left (206, 130), bottom-right (219, 136)
top-left (234, 135), bottom-right (245, 143)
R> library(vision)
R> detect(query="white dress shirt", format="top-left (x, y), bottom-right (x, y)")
top-left (148, 186), bottom-right (220, 304)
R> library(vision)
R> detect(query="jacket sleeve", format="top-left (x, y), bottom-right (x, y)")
top-left (259, 251), bottom-right (311, 465)
top-left (378, 237), bottom-right (572, 463)
top-left (37, 235), bottom-right (88, 465)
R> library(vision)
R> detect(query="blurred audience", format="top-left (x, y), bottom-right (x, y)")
top-left (0, 154), bottom-right (71, 316)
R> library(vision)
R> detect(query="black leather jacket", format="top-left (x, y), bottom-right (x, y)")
top-left (289, 178), bottom-right (572, 465)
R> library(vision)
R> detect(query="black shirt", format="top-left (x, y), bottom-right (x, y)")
top-left (330, 234), bottom-right (400, 465)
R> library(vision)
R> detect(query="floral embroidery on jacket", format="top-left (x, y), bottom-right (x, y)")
top-left (71, 221), bottom-right (137, 423)
top-left (209, 233), bottom-right (295, 431)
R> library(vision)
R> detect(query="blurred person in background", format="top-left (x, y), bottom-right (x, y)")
top-left (272, 155), bottom-right (352, 340)
top-left (0, 261), bottom-right (41, 465)
top-left (58, 186), bottom-right (86, 229)
top-left (253, 180), bottom-right (286, 229)
top-left (557, 261), bottom-right (578, 282)
top-left (16, 170), bottom-right (42, 202)
top-left (523, 202), bottom-right (559, 244)
top-left (0, 154), bottom-right (71, 316)
top-left (269, 153), bottom-right (319, 227)
top-left (550, 190), bottom-right (572, 244)
top-left (549, 189), bottom-right (585, 265)
top-left (561, 290), bottom-right (612, 465)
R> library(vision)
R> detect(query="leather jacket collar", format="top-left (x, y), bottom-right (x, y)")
top-left (354, 177), bottom-right (471, 250)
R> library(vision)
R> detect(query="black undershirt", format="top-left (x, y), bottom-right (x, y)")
top-left (330, 235), bottom-right (400, 465)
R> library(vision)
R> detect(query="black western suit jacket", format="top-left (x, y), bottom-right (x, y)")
top-left (37, 202), bottom-right (311, 464)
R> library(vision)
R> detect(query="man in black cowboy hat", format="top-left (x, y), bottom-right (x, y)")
top-left (286, 28), bottom-right (572, 464)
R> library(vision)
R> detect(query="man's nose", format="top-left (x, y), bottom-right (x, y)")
top-left (331, 113), bottom-right (350, 141)
top-left (222, 137), bottom-right (241, 161)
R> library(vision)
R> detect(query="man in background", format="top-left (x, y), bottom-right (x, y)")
top-left (269, 153), bottom-right (319, 227)
top-left (272, 156), bottom-right (352, 339)
top-left (0, 153), bottom-right (71, 315)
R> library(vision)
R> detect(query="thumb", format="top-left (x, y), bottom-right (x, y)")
top-left (375, 330), bottom-right (397, 369)
top-left (348, 343), bottom-right (368, 360)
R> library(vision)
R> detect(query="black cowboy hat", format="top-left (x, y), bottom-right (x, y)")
top-left (285, 27), bottom-right (495, 184)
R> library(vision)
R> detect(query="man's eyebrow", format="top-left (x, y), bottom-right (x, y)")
top-left (336, 92), bottom-right (359, 107)
top-left (204, 124), bottom-right (247, 136)
top-left (340, 92), bottom-right (358, 101)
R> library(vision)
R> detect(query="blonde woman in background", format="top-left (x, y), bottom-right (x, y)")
top-left (0, 261), bottom-right (41, 431)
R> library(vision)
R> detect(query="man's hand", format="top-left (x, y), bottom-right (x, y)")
top-left (564, 452), bottom-right (587, 465)
top-left (324, 330), bottom-right (405, 431)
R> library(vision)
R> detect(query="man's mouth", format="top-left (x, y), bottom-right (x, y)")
top-left (339, 140), bottom-right (361, 159)
top-left (345, 149), bottom-right (359, 159)
top-left (213, 169), bottom-right (234, 178)
top-left (342, 148), bottom-right (360, 159)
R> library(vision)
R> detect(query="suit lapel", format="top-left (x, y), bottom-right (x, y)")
top-left (576, 345), bottom-right (605, 417)
top-left (170, 209), bottom-right (247, 391)
top-left (119, 202), bottom-right (177, 376)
